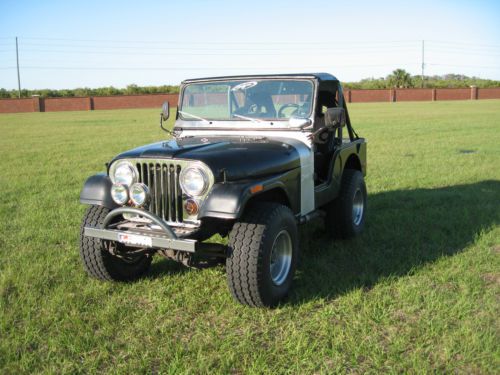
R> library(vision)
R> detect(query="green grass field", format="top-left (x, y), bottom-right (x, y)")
top-left (1, 100), bottom-right (499, 374)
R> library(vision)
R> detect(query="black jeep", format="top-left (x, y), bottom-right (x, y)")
top-left (79, 73), bottom-right (367, 307)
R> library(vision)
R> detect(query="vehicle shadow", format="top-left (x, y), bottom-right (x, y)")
top-left (147, 258), bottom-right (188, 278)
top-left (289, 180), bottom-right (500, 305)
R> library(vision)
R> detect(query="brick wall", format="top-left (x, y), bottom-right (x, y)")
top-left (92, 94), bottom-right (178, 110)
top-left (349, 89), bottom-right (389, 103)
top-left (44, 97), bottom-right (91, 112)
top-left (395, 89), bottom-right (433, 101)
top-left (435, 88), bottom-right (470, 101)
top-left (0, 98), bottom-right (36, 113)
top-left (1, 89), bottom-right (499, 114)
top-left (477, 87), bottom-right (500, 99)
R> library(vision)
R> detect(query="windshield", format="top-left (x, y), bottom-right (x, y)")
top-left (180, 79), bottom-right (314, 121)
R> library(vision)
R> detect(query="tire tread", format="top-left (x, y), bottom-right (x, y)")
top-left (226, 203), bottom-right (294, 307)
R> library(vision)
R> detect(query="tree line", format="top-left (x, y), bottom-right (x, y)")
top-left (1, 71), bottom-right (499, 98)
top-left (0, 84), bottom-right (179, 99)
top-left (343, 70), bottom-right (500, 89)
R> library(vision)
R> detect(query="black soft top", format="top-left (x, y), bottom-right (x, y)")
top-left (182, 73), bottom-right (339, 84)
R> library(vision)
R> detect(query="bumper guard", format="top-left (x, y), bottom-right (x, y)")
top-left (84, 207), bottom-right (198, 252)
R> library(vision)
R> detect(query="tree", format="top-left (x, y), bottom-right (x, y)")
top-left (387, 69), bottom-right (414, 88)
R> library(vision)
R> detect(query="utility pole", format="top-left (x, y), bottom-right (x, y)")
top-left (421, 40), bottom-right (425, 88)
top-left (16, 37), bottom-right (21, 98)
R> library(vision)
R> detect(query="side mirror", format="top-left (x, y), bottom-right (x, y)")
top-left (324, 107), bottom-right (346, 128)
top-left (161, 101), bottom-right (170, 121)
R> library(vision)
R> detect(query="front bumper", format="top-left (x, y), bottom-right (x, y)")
top-left (84, 227), bottom-right (197, 252)
top-left (84, 207), bottom-right (199, 253)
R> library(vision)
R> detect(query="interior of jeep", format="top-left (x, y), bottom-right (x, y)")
top-left (313, 82), bottom-right (343, 185)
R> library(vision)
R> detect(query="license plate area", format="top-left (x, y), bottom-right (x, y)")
top-left (118, 233), bottom-right (153, 247)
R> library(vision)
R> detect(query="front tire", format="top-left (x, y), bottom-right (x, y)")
top-left (79, 205), bottom-right (152, 281)
top-left (226, 203), bottom-right (299, 307)
top-left (326, 169), bottom-right (367, 239)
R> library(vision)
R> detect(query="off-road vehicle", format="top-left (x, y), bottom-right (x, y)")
top-left (79, 73), bottom-right (367, 307)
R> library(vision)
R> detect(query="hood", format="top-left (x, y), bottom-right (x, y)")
top-left (112, 135), bottom-right (300, 181)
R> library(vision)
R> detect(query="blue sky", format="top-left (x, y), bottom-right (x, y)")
top-left (0, 0), bottom-right (499, 89)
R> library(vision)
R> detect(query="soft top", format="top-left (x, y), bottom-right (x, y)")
top-left (182, 73), bottom-right (339, 84)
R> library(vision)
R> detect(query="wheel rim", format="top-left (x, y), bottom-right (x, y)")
top-left (352, 188), bottom-right (364, 226)
top-left (269, 230), bottom-right (293, 286)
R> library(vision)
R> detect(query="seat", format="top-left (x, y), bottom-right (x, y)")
top-left (314, 91), bottom-right (338, 183)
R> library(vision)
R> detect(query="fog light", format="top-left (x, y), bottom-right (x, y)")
top-left (130, 183), bottom-right (150, 207)
top-left (184, 199), bottom-right (199, 216)
top-left (111, 183), bottom-right (129, 205)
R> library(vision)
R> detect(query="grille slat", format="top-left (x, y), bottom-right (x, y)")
top-left (154, 164), bottom-right (160, 217)
top-left (175, 166), bottom-right (181, 222)
top-left (136, 161), bottom-right (184, 224)
top-left (170, 166), bottom-right (175, 222)
top-left (160, 164), bottom-right (165, 219)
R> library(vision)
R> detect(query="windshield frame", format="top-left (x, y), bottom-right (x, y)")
top-left (176, 77), bottom-right (317, 129)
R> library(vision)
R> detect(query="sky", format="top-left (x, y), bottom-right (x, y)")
top-left (0, 0), bottom-right (499, 90)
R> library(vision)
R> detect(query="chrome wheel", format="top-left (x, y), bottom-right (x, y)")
top-left (352, 188), bottom-right (364, 226)
top-left (269, 230), bottom-right (293, 286)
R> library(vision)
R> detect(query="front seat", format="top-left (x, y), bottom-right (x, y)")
top-left (314, 91), bottom-right (337, 182)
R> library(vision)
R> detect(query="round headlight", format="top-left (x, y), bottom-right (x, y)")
top-left (130, 183), bottom-right (150, 207)
top-left (111, 183), bottom-right (129, 205)
top-left (180, 166), bottom-right (209, 196)
top-left (111, 161), bottom-right (137, 186)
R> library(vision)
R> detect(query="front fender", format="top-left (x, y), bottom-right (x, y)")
top-left (80, 173), bottom-right (119, 209)
top-left (198, 169), bottom-right (300, 220)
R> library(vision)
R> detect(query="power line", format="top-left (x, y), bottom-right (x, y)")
top-left (0, 63), bottom-right (421, 71)
top-left (4, 36), bottom-right (500, 49)
top-left (427, 40), bottom-right (500, 49)
top-left (18, 36), bottom-right (421, 46)
top-left (2, 62), bottom-right (497, 71)
top-left (425, 48), bottom-right (500, 57)
top-left (2, 37), bottom-right (499, 87)
top-left (17, 42), bottom-right (420, 52)
top-left (1, 48), bottom-right (420, 57)
top-left (427, 63), bottom-right (500, 70)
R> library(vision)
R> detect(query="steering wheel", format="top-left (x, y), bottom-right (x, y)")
top-left (278, 103), bottom-right (300, 118)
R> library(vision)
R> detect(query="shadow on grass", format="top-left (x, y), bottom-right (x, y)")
top-left (142, 180), bottom-right (499, 304)
top-left (147, 257), bottom-right (188, 278)
top-left (289, 180), bottom-right (500, 304)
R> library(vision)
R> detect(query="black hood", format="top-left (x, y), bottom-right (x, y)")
top-left (112, 135), bottom-right (300, 181)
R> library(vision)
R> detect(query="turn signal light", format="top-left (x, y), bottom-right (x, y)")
top-left (184, 199), bottom-right (199, 215)
top-left (250, 184), bottom-right (264, 194)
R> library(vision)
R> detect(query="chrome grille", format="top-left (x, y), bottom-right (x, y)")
top-left (136, 161), bottom-right (183, 224)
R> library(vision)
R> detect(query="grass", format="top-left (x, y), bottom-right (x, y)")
top-left (1, 100), bottom-right (499, 374)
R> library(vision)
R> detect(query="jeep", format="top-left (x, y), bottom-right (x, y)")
top-left (79, 73), bottom-right (367, 307)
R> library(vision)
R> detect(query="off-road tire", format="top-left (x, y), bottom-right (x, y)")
top-left (226, 203), bottom-right (298, 307)
top-left (79, 205), bottom-right (152, 281)
top-left (326, 169), bottom-right (367, 239)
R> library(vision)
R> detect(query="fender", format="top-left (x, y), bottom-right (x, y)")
top-left (80, 173), bottom-right (119, 209)
top-left (198, 168), bottom-right (300, 220)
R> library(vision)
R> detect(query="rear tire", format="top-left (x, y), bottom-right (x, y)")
top-left (326, 169), bottom-right (367, 239)
top-left (226, 203), bottom-right (298, 307)
top-left (79, 205), bottom-right (152, 281)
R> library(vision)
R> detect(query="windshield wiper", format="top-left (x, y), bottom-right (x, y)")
top-left (179, 111), bottom-right (210, 123)
top-left (233, 114), bottom-right (264, 123)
